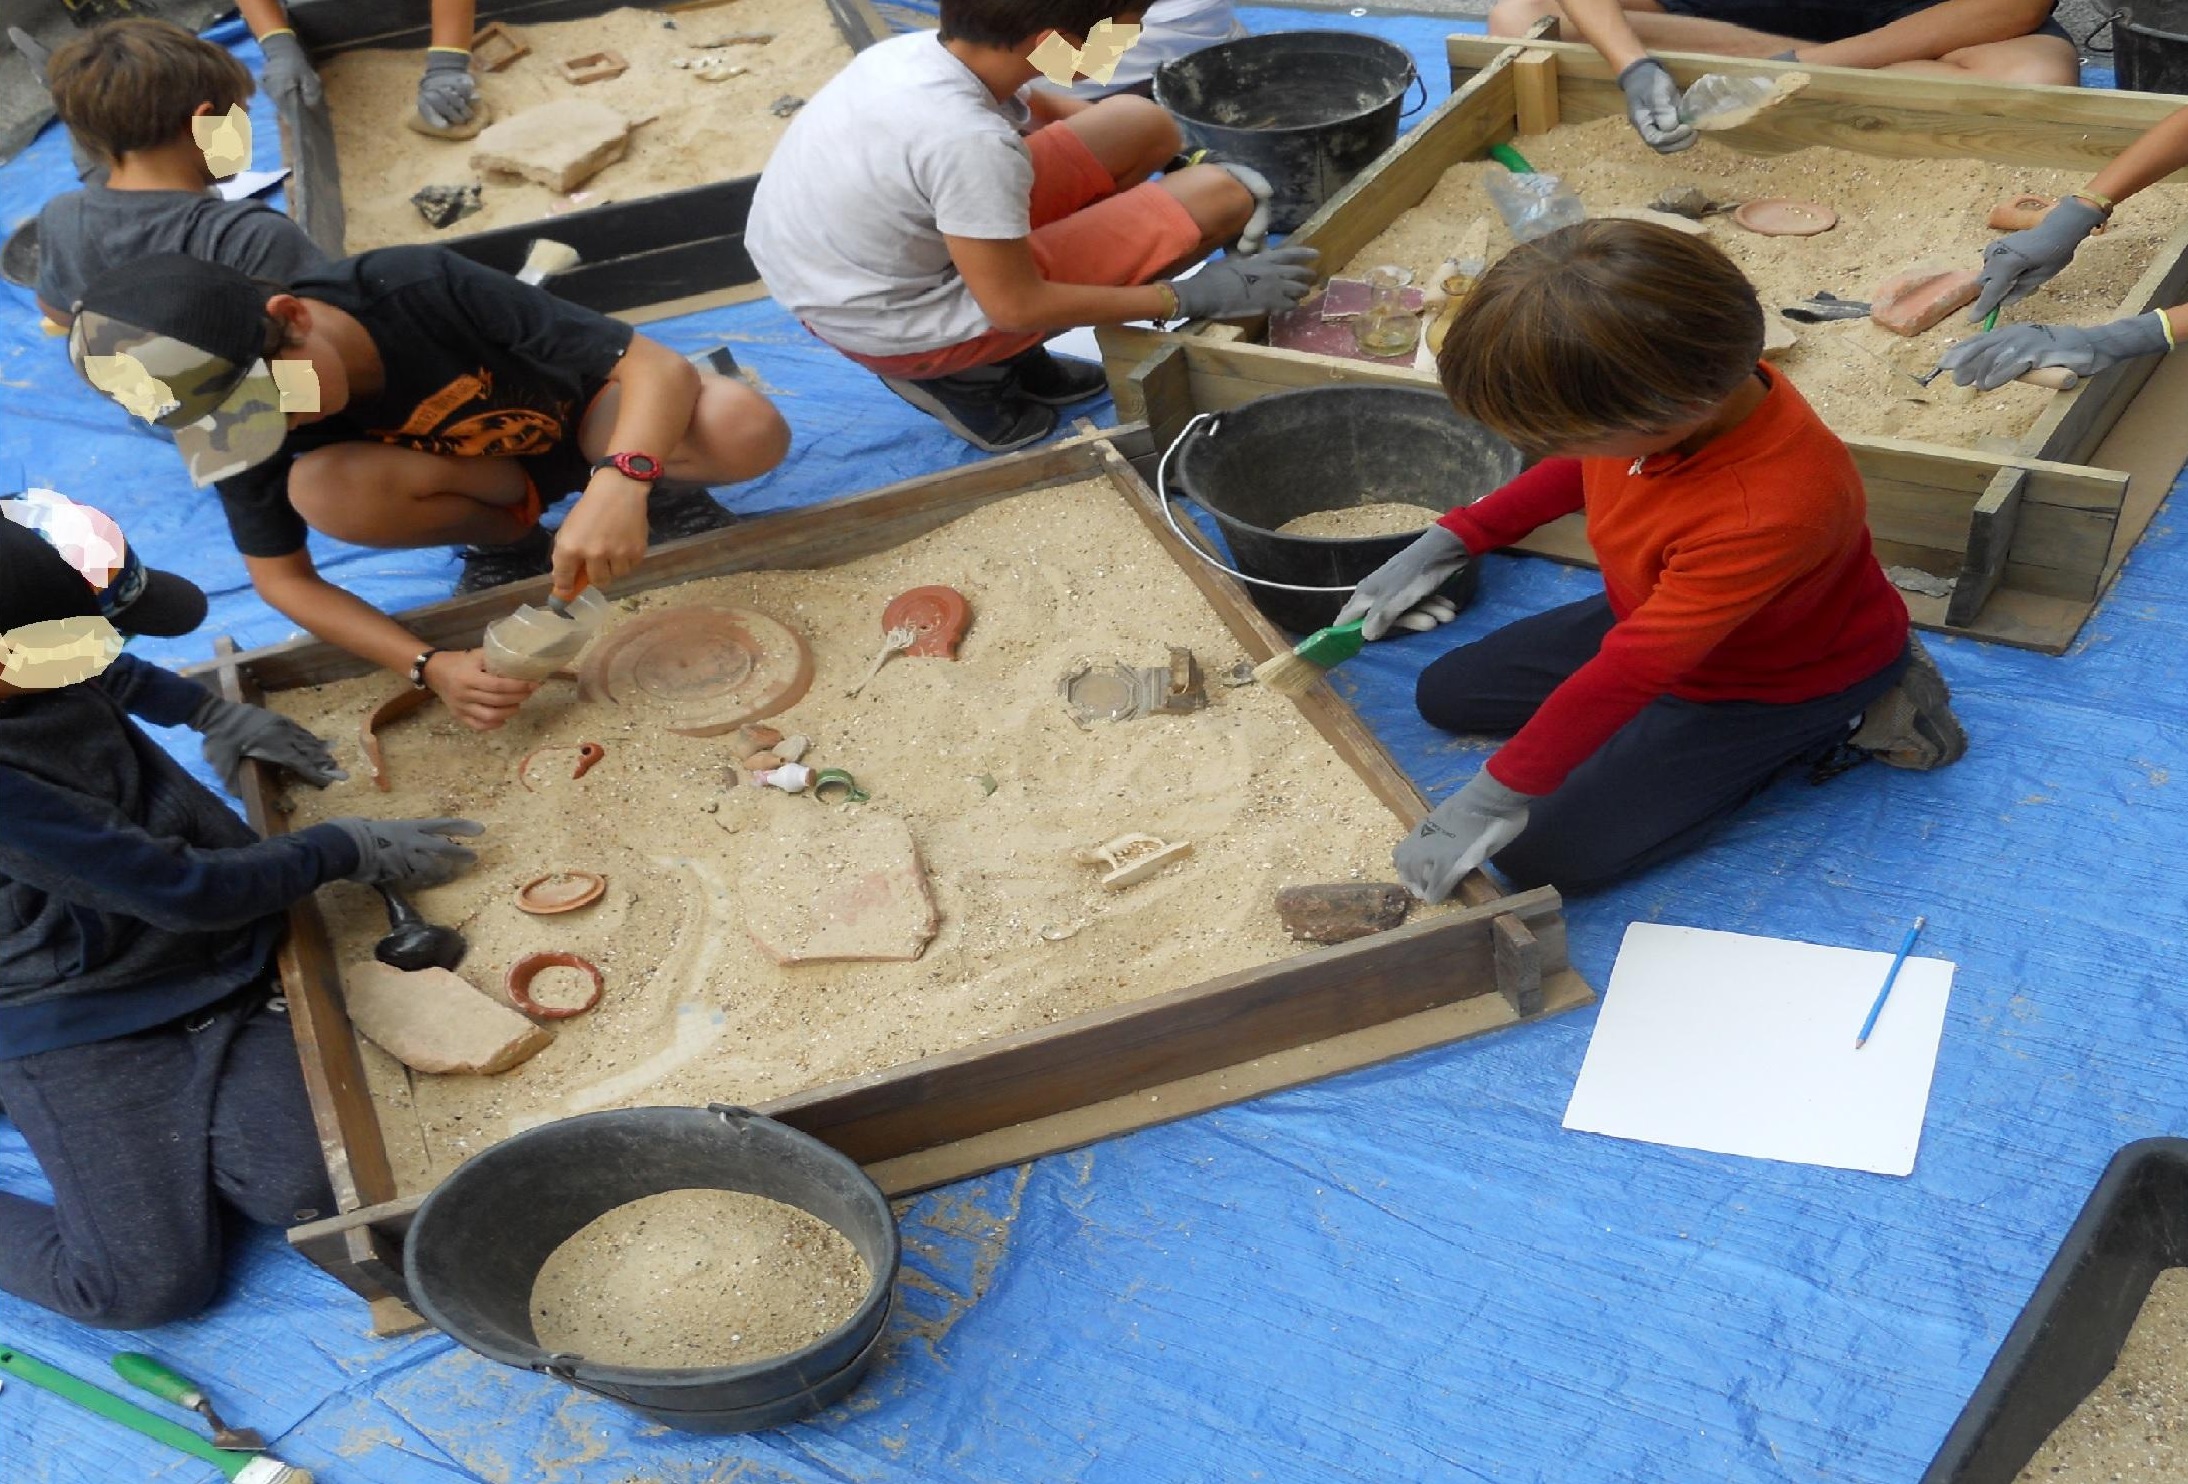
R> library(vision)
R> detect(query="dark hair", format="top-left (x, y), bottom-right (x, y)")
top-left (1437, 219), bottom-right (1765, 457)
top-left (938, 0), bottom-right (1123, 47)
top-left (46, 18), bottom-right (254, 166)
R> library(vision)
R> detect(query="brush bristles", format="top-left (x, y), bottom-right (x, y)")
top-left (1253, 647), bottom-right (1327, 698)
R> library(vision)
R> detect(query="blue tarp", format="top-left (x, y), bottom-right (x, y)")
top-left (0, 11), bottom-right (2176, 1483)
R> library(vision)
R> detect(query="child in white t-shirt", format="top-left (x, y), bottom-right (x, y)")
top-left (747, 0), bottom-right (1315, 451)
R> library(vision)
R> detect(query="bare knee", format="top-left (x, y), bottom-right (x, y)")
top-left (1088, 91), bottom-right (1182, 171)
top-left (1163, 162), bottom-right (1255, 240)
top-left (1942, 36), bottom-right (2079, 84)
top-left (286, 446), bottom-right (365, 540)
top-left (1489, 0), bottom-right (1562, 39)
top-left (686, 376), bottom-right (789, 483)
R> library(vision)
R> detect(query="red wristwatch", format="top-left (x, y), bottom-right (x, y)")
top-left (592, 451), bottom-right (665, 482)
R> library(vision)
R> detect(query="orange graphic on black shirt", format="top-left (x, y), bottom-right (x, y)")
top-left (376, 370), bottom-right (568, 458)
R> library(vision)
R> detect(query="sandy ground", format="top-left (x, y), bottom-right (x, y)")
top-left (2017, 1267), bottom-right (2188, 1482)
top-left (272, 479), bottom-right (1419, 1195)
top-left (1342, 116), bottom-right (2188, 450)
top-left (531, 1188), bottom-right (870, 1368)
top-left (322, 2), bottom-right (853, 249)
top-left (1276, 501), bottom-right (1439, 538)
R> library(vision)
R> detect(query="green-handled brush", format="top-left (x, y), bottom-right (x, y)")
top-left (0, 1345), bottom-right (310, 1482)
top-left (1254, 620), bottom-right (1366, 697)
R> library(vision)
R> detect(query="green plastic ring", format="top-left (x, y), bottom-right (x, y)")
top-left (811, 768), bottom-right (869, 804)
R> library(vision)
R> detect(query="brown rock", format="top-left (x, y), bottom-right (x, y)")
top-left (738, 724), bottom-right (783, 753)
top-left (741, 814), bottom-right (939, 964)
top-left (744, 750), bottom-right (783, 771)
top-left (1275, 883), bottom-right (1411, 944)
top-left (471, 100), bottom-right (631, 193)
top-left (1871, 265), bottom-right (1981, 337)
top-left (343, 962), bottom-right (553, 1075)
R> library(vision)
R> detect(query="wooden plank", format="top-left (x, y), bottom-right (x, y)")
top-left (613, 278), bottom-right (773, 327)
top-left (1494, 912), bottom-right (1544, 1016)
top-left (2090, 338), bottom-right (2188, 582)
top-left (1123, 343), bottom-right (1194, 456)
top-left (1446, 38), bottom-right (2188, 173)
top-left (186, 434), bottom-right (1123, 692)
top-left (1948, 468), bottom-right (2025, 628)
top-left (2022, 217), bottom-right (2188, 470)
top-left (1513, 49), bottom-right (1559, 136)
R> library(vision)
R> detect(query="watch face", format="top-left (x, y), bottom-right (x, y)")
top-left (609, 453), bottom-right (662, 479)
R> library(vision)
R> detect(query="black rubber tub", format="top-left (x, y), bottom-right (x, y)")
top-left (1162, 385), bottom-right (1522, 633)
top-left (1923, 1138), bottom-right (2188, 1482)
top-left (2117, 0), bottom-right (2188, 94)
top-left (404, 1104), bottom-right (899, 1434)
top-left (1155, 32), bottom-right (1420, 233)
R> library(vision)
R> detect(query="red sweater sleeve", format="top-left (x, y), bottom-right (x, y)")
top-left (1485, 521), bottom-right (1836, 796)
top-left (1438, 459), bottom-right (1585, 554)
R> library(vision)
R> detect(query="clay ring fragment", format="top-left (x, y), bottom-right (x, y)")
top-left (504, 950), bottom-right (604, 1019)
top-left (515, 871), bottom-right (607, 915)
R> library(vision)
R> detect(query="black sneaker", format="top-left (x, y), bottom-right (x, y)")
top-left (454, 525), bottom-right (554, 594)
top-left (1851, 634), bottom-right (1968, 770)
top-left (647, 483), bottom-right (738, 541)
top-left (1000, 346), bottom-right (1108, 407)
top-left (878, 365), bottom-right (1055, 453)
top-left (687, 345), bottom-right (740, 379)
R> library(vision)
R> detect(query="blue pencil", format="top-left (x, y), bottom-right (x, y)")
top-left (1854, 915), bottom-right (1927, 1049)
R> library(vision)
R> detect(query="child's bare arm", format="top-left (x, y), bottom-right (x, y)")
top-left (947, 234), bottom-right (1175, 332)
top-left (1026, 90), bottom-right (1092, 127)
top-left (551, 334), bottom-right (701, 600)
top-left (245, 549), bottom-right (538, 729)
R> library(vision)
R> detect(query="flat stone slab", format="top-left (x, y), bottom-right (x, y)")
top-left (741, 814), bottom-right (940, 965)
top-left (1275, 882), bottom-right (1411, 944)
top-left (471, 99), bottom-right (631, 193)
top-left (345, 961), bottom-right (553, 1075)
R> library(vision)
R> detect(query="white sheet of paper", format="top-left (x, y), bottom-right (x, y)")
top-left (1563, 922), bottom-right (1954, 1177)
top-left (216, 167), bottom-right (289, 202)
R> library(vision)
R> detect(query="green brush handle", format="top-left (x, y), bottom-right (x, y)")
top-left (0, 1345), bottom-right (248, 1478)
top-left (113, 1350), bottom-right (205, 1409)
top-left (1488, 142), bottom-right (1536, 174)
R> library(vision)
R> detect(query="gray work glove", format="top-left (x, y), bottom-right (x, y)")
top-left (258, 28), bottom-right (324, 110)
top-left (329, 817), bottom-right (485, 889)
top-left (188, 691), bottom-right (347, 793)
top-left (1334, 524), bottom-right (1472, 641)
top-left (1214, 161), bottom-right (1274, 255)
top-left (1170, 244), bottom-right (1319, 320)
top-left (416, 49), bottom-right (479, 131)
top-left (1937, 314), bottom-right (2170, 392)
top-left (1617, 58), bottom-right (1695, 155)
top-left (1393, 770), bottom-right (1533, 904)
top-left (1969, 196), bottom-right (2107, 323)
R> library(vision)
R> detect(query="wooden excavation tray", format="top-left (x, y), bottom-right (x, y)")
top-left (183, 426), bottom-right (1594, 1315)
top-left (278, 0), bottom-right (889, 320)
top-left (1098, 30), bottom-right (2188, 654)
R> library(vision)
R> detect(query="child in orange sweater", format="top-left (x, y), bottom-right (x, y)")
top-left (1338, 221), bottom-right (1965, 900)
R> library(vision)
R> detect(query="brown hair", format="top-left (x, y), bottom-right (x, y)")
top-left (1436, 219), bottom-right (1765, 457)
top-left (46, 18), bottom-right (254, 166)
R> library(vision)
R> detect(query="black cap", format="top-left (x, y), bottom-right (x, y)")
top-left (0, 493), bottom-right (207, 637)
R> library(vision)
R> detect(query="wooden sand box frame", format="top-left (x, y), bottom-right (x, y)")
top-left (1099, 31), bottom-right (2188, 654)
top-left (190, 428), bottom-right (1592, 1315)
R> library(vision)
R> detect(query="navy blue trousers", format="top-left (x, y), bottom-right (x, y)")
top-left (0, 981), bottom-right (333, 1329)
top-left (1416, 594), bottom-right (1907, 894)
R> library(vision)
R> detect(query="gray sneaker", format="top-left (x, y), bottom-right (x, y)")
top-left (1851, 634), bottom-right (1967, 770)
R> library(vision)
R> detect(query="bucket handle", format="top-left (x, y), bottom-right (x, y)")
top-left (1156, 413), bottom-right (1365, 594)
top-left (1399, 67), bottom-right (1429, 120)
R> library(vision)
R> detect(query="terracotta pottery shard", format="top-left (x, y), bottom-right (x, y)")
top-left (344, 962), bottom-right (552, 1075)
top-left (470, 22), bottom-right (529, 72)
top-left (740, 814), bottom-right (939, 964)
top-left (361, 685), bottom-right (434, 791)
top-left (881, 585), bottom-right (972, 658)
top-left (1871, 264), bottom-right (1981, 336)
top-left (516, 871), bottom-right (607, 915)
top-left (578, 604), bottom-right (813, 736)
top-left (1275, 883), bottom-right (1411, 944)
top-left (557, 49), bottom-right (630, 85)
top-left (1732, 199), bottom-right (1836, 238)
top-left (1989, 193), bottom-right (2054, 232)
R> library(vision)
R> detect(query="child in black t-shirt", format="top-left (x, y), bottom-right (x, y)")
top-left (67, 248), bottom-right (792, 732)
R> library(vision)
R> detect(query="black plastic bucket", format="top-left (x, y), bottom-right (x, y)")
top-left (1163, 385), bottom-right (1524, 634)
top-left (403, 1105), bottom-right (899, 1435)
top-left (2116, 0), bottom-right (2188, 93)
top-left (1155, 32), bottom-right (1421, 233)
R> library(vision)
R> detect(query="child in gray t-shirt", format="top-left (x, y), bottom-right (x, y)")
top-left (747, 0), bottom-right (1315, 454)
top-left (31, 18), bottom-right (326, 323)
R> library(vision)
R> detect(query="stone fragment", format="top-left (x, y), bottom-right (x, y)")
top-left (1275, 883), bottom-right (1411, 944)
top-left (472, 100), bottom-right (632, 193)
top-left (776, 734), bottom-right (811, 763)
top-left (741, 814), bottom-right (939, 964)
top-left (770, 95), bottom-right (805, 117)
top-left (1762, 315), bottom-right (1797, 360)
top-left (411, 181), bottom-right (483, 228)
top-left (344, 962), bottom-right (553, 1075)
top-left (1871, 266), bottom-right (1981, 337)
top-left (744, 750), bottom-right (783, 771)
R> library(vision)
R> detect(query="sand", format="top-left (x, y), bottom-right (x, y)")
top-left (530, 1188), bottom-right (870, 1368)
top-left (2016, 1268), bottom-right (2188, 1482)
top-left (322, 2), bottom-right (853, 250)
top-left (1275, 502), bottom-right (1437, 539)
top-left (1342, 116), bottom-right (2188, 449)
top-left (272, 479), bottom-right (1418, 1195)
